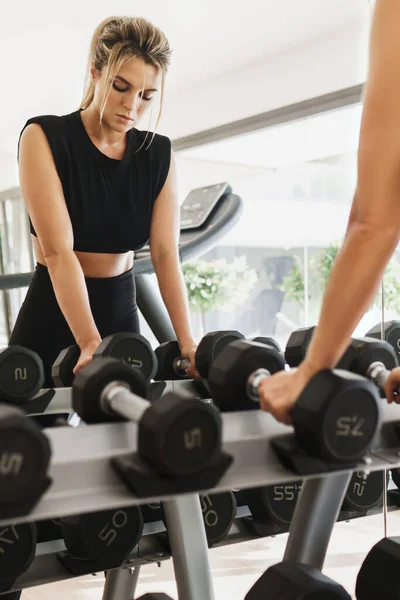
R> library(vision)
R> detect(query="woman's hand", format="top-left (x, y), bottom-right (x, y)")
top-left (73, 338), bottom-right (101, 376)
top-left (179, 340), bottom-right (201, 379)
top-left (258, 363), bottom-right (316, 425)
top-left (384, 366), bottom-right (400, 404)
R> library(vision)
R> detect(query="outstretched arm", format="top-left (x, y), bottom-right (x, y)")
top-left (260, 0), bottom-right (400, 422)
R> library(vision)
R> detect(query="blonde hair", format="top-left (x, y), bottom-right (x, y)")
top-left (80, 16), bottom-right (171, 142)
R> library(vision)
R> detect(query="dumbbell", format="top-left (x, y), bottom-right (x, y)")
top-left (137, 595), bottom-right (173, 599)
top-left (286, 327), bottom-right (399, 394)
top-left (236, 480), bottom-right (303, 534)
top-left (251, 336), bottom-right (282, 354)
top-left (0, 522), bottom-right (37, 593)
top-left (0, 404), bottom-right (52, 517)
top-left (366, 320), bottom-right (400, 364)
top-left (60, 505), bottom-right (144, 566)
top-left (356, 537), bottom-right (400, 600)
top-left (154, 330), bottom-right (244, 381)
top-left (72, 357), bottom-right (222, 477)
top-left (342, 470), bottom-right (385, 513)
top-left (239, 469), bottom-right (384, 535)
top-left (0, 345), bottom-right (43, 403)
top-left (208, 340), bottom-right (380, 464)
top-left (144, 490), bottom-right (236, 547)
top-left (52, 332), bottom-right (157, 387)
top-left (165, 491), bottom-right (236, 547)
top-left (245, 561), bottom-right (351, 599)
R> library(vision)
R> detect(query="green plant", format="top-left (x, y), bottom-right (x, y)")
top-left (281, 240), bottom-right (400, 315)
top-left (182, 256), bottom-right (258, 317)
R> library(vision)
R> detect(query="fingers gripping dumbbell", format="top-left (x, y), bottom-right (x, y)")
top-left (52, 332), bottom-right (158, 387)
top-left (154, 330), bottom-right (245, 381)
top-left (72, 357), bottom-right (222, 477)
top-left (285, 326), bottom-right (399, 396)
top-left (208, 340), bottom-right (380, 464)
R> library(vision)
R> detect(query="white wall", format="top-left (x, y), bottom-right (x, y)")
top-left (162, 20), bottom-right (370, 138)
top-left (0, 16), bottom-right (371, 191)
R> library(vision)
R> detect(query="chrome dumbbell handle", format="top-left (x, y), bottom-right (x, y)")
top-left (246, 368), bottom-right (271, 403)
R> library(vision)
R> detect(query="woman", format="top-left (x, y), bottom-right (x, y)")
top-left (10, 15), bottom-right (199, 389)
top-left (259, 0), bottom-right (400, 423)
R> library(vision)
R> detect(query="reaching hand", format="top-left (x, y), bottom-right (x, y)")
top-left (384, 366), bottom-right (400, 404)
top-left (179, 341), bottom-right (201, 379)
top-left (258, 365), bottom-right (314, 424)
top-left (73, 339), bottom-right (101, 376)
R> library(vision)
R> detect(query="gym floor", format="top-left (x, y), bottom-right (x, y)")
top-left (22, 510), bottom-right (400, 599)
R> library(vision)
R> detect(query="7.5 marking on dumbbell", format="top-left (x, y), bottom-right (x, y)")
top-left (336, 416), bottom-right (365, 437)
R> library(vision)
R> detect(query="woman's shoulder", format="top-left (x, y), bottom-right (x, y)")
top-left (20, 111), bottom-right (78, 135)
top-left (135, 129), bottom-right (171, 154)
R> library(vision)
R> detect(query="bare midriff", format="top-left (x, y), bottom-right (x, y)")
top-left (32, 235), bottom-right (134, 278)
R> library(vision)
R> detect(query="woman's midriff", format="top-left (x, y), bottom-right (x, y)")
top-left (32, 235), bottom-right (134, 278)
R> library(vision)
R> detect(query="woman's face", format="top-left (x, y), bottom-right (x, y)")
top-left (92, 56), bottom-right (161, 130)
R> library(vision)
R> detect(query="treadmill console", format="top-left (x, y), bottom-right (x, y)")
top-left (180, 182), bottom-right (232, 230)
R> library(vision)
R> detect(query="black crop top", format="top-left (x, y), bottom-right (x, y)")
top-left (17, 110), bottom-right (171, 253)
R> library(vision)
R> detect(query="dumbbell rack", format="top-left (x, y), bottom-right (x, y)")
top-left (3, 401), bottom-right (400, 599)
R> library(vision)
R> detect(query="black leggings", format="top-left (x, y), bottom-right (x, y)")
top-left (10, 262), bottom-right (140, 388)
top-left (6, 263), bottom-right (140, 599)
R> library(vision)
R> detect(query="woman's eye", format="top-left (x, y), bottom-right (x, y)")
top-left (113, 83), bottom-right (129, 93)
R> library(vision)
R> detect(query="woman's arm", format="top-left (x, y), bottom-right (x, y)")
top-left (259, 0), bottom-right (400, 421)
top-left (149, 152), bottom-right (198, 372)
top-left (302, 0), bottom-right (400, 376)
top-left (19, 124), bottom-right (102, 360)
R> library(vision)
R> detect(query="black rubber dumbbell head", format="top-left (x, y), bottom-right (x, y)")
top-left (162, 491), bottom-right (236, 547)
top-left (244, 480), bottom-right (302, 530)
top-left (154, 341), bottom-right (186, 381)
top-left (337, 336), bottom-right (398, 375)
top-left (0, 522), bottom-right (37, 593)
top-left (208, 340), bottom-right (286, 412)
top-left (251, 336), bottom-right (282, 354)
top-left (293, 369), bottom-right (380, 464)
top-left (139, 390), bottom-right (222, 476)
top-left (195, 330), bottom-right (245, 380)
top-left (245, 561), bottom-right (351, 599)
top-left (94, 332), bottom-right (158, 381)
top-left (0, 404), bottom-right (51, 508)
top-left (342, 470), bottom-right (384, 512)
top-left (366, 320), bottom-right (400, 363)
top-left (73, 358), bottom-right (222, 476)
top-left (0, 345), bottom-right (44, 403)
top-left (72, 357), bottom-right (149, 423)
top-left (284, 327), bottom-right (315, 367)
top-left (61, 505), bottom-right (144, 563)
top-left (52, 344), bottom-right (80, 387)
top-left (356, 537), bottom-right (400, 600)
top-left (136, 595), bottom-right (174, 600)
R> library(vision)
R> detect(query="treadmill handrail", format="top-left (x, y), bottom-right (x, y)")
top-left (0, 192), bottom-right (243, 288)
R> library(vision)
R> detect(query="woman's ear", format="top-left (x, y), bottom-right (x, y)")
top-left (90, 61), bottom-right (99, 82)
